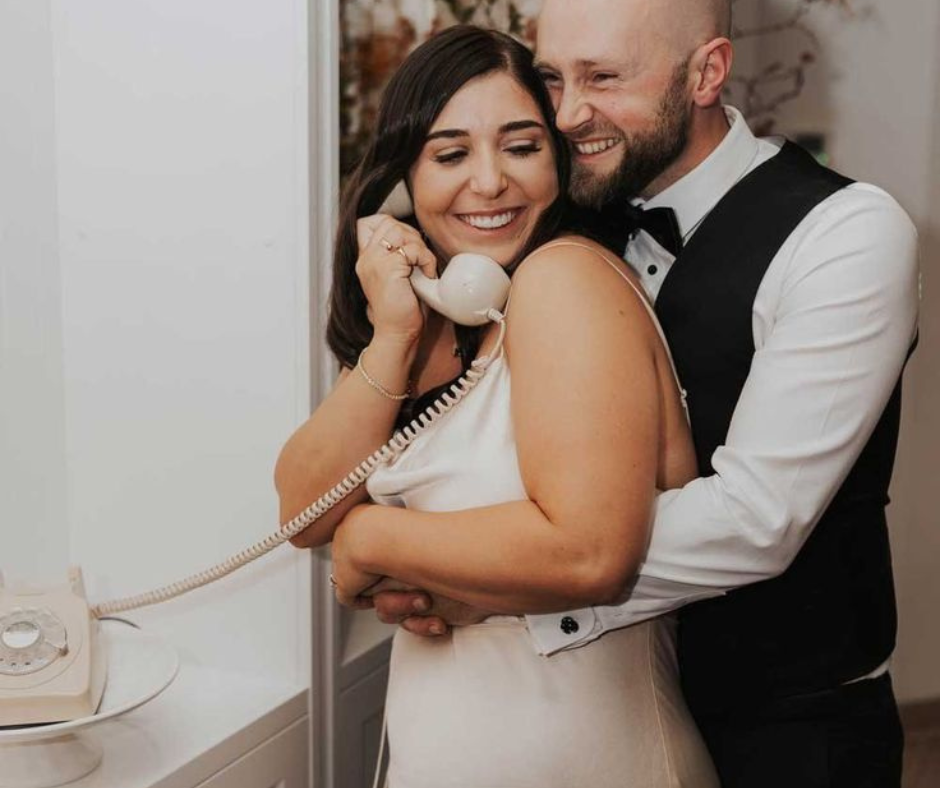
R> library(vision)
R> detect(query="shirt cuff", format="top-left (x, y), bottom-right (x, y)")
top-left (524, 608), bottom-right (601, 656)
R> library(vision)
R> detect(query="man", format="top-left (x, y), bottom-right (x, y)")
top-left (366, 1), bottom-right (919, 785)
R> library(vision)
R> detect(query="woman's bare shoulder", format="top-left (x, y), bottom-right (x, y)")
top-left (510, 234), bottom-right (647, 310)
top-left (518, 233), bottom-right (618, 266)
top-left (503, 235), bottom-right (657, 367)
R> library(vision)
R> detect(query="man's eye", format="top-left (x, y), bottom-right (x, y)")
top-left (592, 73), bottom-right (617, 84)
top-left (539, 71), bottom-right (561, 86)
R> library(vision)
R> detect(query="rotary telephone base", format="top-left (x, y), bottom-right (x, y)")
top-left (0, 568), bottom-right (106, 727)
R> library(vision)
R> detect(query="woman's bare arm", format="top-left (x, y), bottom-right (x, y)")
top-left (274, 336), bottom-right (417, 546)
top-left (334, 243), bottom-right (663, 613)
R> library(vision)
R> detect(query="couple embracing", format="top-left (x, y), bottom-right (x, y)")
top-left (277, 1), bottom-right (919, 786)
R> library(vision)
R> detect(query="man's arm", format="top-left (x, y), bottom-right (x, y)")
top-left (527, 185), bottom-right (920, 654)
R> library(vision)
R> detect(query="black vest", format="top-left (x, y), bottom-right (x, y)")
top-left (655, 142), bottom-right (903, 716)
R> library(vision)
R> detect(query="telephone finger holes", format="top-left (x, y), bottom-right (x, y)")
top-left (0, 608), bottom-right (68, 676)
top-left (2, 620), bottom-right (40, 649)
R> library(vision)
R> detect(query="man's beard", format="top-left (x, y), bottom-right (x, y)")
top-left (569, 62), bottom-right (692, 209)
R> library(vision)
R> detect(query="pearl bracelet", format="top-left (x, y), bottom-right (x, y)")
top-left (356, 349), bottom-right (411, 401)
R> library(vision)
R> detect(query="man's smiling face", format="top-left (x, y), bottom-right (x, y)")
top-left (536, 0), bottom-right (696, 206)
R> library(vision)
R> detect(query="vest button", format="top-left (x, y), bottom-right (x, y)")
top-left (560, 616), bottom-right (580, 635)
top-left (647, 264), bottom-right (659, 276)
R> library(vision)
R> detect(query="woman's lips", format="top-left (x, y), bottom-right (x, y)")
top-left (456, 208), bottom-right (524, 231)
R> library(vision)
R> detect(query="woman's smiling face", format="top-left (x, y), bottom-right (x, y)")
top-left (409, 70), bottom-right (560, 268)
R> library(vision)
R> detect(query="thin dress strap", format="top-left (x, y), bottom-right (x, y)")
top-left (528, 240), bottom-right (689, 418)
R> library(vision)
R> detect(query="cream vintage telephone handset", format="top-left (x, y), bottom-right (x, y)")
top-left (0, 181), bottom-right (510, 728)
top-left (381, 179), bottom-right (510, 326)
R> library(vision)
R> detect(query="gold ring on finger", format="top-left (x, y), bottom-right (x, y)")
top-left (395, 247), bottom-right (411, 264)
top-left (380, 238), bottom-right (394, 252)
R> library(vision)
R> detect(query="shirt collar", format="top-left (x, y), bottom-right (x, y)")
top-left (637, 106), bottom-right (760, 240)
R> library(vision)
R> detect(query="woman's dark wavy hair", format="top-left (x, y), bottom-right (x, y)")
top-left (327, 25), bottom-right (573, 370)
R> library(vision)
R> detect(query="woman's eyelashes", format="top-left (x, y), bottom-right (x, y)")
top-left (506, 143), bottom-right (543, 157)
top-left (433, 149), bottom-right (467, 164)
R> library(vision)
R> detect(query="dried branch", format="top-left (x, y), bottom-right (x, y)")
top-left (728, 0), bottom-right (858, 131)
top-left (732, 4), bottom-right (817, 45)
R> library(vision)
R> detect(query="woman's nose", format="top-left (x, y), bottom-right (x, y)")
top-left (470, 155), bottom-right (509, 198)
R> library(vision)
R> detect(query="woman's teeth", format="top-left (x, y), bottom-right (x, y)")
top-left (575, 138), bottom-right (620, 155)
top-left (459, 210), bottom-right (519, 230)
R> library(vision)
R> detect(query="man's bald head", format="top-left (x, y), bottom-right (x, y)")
top-left (708, 0), bottom-right (734, 39)
top-left (541, 0), bottom-right (731, 62)
top-left (642, 0), bottom-right (733, 57)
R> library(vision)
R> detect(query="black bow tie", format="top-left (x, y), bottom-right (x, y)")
top-left (624, 203), bottom-right (683, 258)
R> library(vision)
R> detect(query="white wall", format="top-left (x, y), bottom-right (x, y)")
top-left (757, 0), bottom-right (940, 703)
top-left (0, 0), bottom-right (70, 581)
top-left (1, 0), bottom-right (312, 687)
top-left (905, 16), bottom-right (940, 703)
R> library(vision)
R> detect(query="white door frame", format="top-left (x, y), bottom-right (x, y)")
top-left (308, 0), bottom-right (341, 784)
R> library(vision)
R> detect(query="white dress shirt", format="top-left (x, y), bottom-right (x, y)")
top-left (527, 107), bottom-right (920, 656)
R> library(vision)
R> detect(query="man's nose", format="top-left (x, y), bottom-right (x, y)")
top-left (554, 86), bottom-right (593, 134)
top-left (470, 154), bottom-right (509, 198)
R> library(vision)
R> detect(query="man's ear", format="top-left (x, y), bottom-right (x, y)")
top-left (691, 38), bottom-right (733, 108)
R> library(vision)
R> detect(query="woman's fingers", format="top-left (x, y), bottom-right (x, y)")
top-left (357, 214), bottom-right (423, 254)
top-left (356, 214), bottom-right (386, 250)
top-left (334, 586), bottom-right (375, 610)
top-left (353, 214), bottom-right (437, 337)
top-left (396, 241), bottom-right (438, 280)
top-left (358, 227), bottom-right (437, 284)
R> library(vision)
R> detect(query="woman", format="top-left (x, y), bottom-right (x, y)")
top-left (276, 25), bottom-right (717, 788)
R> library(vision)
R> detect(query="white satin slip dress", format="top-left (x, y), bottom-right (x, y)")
top-left (366, 241), bottom-right (719, 788)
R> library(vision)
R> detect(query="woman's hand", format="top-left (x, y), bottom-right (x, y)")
top-left (355, 214), bottom-right (439, 344)
top-left (330, 503), bottom-right (385, 608)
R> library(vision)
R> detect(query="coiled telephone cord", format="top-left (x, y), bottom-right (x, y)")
top-left (90, 310), bottom-right (506, 619)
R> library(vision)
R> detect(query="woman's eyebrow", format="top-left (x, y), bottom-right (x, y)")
top-left (426, 120), bottom-right (544, 141)
top-left (426, 128), bottom-right (469, 141)
top-left (499, 120), bottom-right (544, 134)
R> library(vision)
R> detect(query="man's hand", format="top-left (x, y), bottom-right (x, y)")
top-left (371, 588), bottom-right (493, 637)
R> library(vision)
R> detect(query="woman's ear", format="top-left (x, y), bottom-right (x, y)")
top-left (691, 38), bottom-right (733, 108)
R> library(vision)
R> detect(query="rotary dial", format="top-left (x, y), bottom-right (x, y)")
top-left (0, 608), bottom-right (68, 676)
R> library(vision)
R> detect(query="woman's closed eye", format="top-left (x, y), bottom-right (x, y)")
top-left (434, 148), bottom-right (467, 165)
top-left (505, 142), bottom-right (542, 157)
